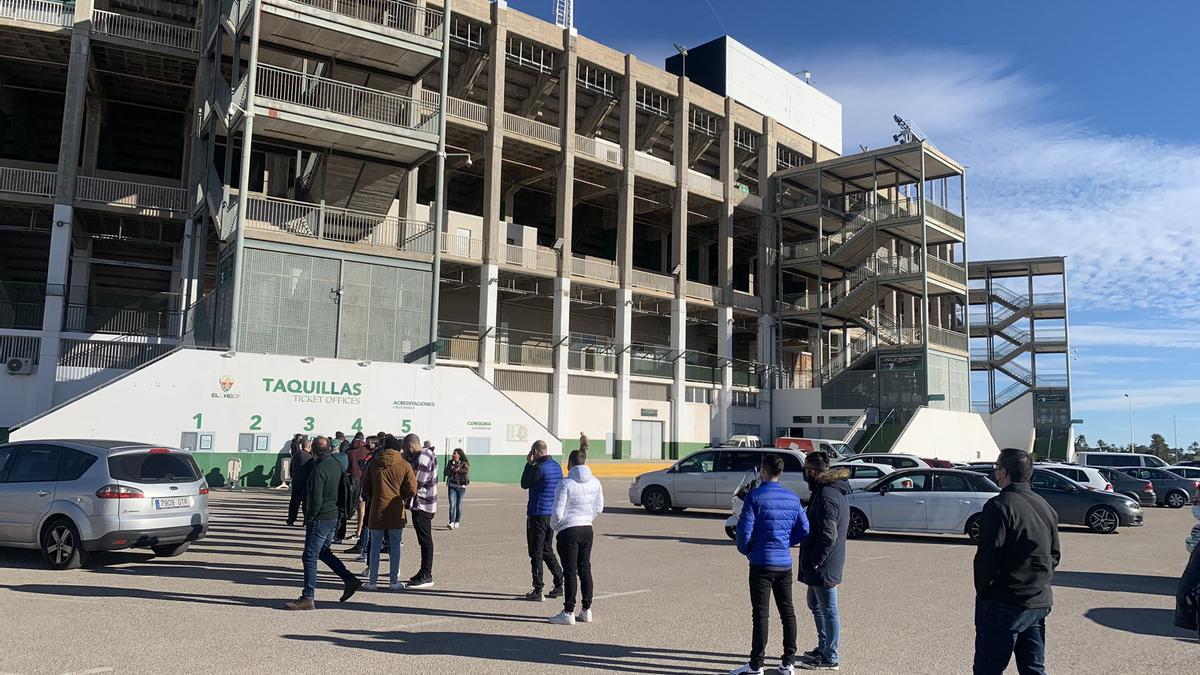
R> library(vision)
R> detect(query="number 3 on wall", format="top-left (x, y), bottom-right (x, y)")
top-left (303, 416), bottom-right (315, 432)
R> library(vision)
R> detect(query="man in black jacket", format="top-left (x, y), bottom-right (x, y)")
top-left (284, 437), bottom-right (362, 610)
top-left (798, 451), bottom-right (850, 671)
top-left (973, 447), bottom-right (1061, 674)
top-left (286, 438), bottom-right (315, 524)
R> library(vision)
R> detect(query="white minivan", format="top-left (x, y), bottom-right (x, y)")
top-left (1074, 452), bottom-right (1170, 469)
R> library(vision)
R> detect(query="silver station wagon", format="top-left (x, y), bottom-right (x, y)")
top-left (0, 440), bottom-right (209, 569)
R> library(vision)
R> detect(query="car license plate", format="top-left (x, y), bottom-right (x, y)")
top-left (153, 497), bottom-right (192, 510)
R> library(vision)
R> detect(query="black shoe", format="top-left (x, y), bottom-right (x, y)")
top-left (407, 576), bottom-right (434, 589)
top-left (525, 589), bottom-right (544, 602)
top-left (340, 577), bottom-right (363, 603)
top-left (799, 651), bottom-right (820, 663)
top-left (545, 585), bottom-right (564, 599)
top-left (343, 545), bottom-right (362, 555)
top-left (799, 659), bottom-right (839, 671)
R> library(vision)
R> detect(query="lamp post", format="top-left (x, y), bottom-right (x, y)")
top-left (673, 43), bottom-right (688, 79)
top-left (1124, 393), bottom-right (1133, 452)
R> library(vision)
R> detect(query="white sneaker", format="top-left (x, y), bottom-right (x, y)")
top-left (576, 608), bottom-right (593, 623)
top-left (728, 666), bottom-right (763, 675)
top-left (390, 582), bottom-right (406, 591)
top-left (778, 665), bottom-right (795, 675)
top-left (453, 522), bottom-right (460, 529)
top-left (363, 583), bottom-right (377, 592)
top-left (548, 611), bottom-right (576, 625)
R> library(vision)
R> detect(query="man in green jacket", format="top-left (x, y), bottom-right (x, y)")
top-left (285, 436), bottom-right (363, 610)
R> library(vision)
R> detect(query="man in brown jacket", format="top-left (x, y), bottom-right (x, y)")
top-left (362, 435), bottom-right (417, 591)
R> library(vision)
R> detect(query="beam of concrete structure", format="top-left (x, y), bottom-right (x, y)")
top-left (481, 4), bottom-right (508, 263)
top-left (554, 26), bottom-right (577, 276)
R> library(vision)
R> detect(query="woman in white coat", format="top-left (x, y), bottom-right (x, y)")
top-left (548, 449), bottom-right (604, 625)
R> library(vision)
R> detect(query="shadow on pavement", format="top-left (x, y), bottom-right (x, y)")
top-left (604, 506), bottom-right (728, 520)
top-left (603, 533), bottom-right (730, 547)
top-left (855, 532), bottom-right (974, 546)
top-left (283, 630), bottom-right (741, 674)
top-left (1055, 571), bottom-right (1179, 596)
top-left (1084, 607), bottom-right (1194, 639)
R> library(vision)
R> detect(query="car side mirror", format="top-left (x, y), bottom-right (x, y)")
top-left (878, 485), bottom-right (889, 495)
top-left (1064, 484), bottom-right (1077, 493)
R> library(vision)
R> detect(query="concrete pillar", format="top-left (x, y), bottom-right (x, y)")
top-left (716, 305), bottom-right (733, 443)
top-left (478, 263), bottom-right (499, 383)
top-left (481, 4), bottom-right (507, 263)
top-left (555, 29), bottom-right (578, 275)
top-left (669, 75), bottom-right (690, 459)
top-left (670, 295), bottom-right (687, 459)
top-left (55, 0), bottom-right (93, 202)
top-left (81, 96), bottom-right (101, 175)
top-left (718, 97), bottom-right (735, 296)
top-left (613, 288), bottom-right (633, 458)
top-left (550, 276), bottom-right (571, 438)
top-left (756, 117), bottom-right (777, 373)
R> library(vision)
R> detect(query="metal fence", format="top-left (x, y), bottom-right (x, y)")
top-left (0, 166), bottom-right (57, 197)
top-left (0, 0), bottom-right (71, 26)
top-left (256, 64), bottom-right (438, 132)
top-left (440, 232), bottom-right (483, 259)
top-left (244, 194), bottom-right (434, 253)
top-left (925, 255), bottom-right (967, 285)
top-left (421, 90), bottom-right (489, 125)
top-left (633, 151), bottom-right (675, 183)
top-left (91, 9), bottom-right (199, 52)
top-left (495, 328), bottom-right (554, 367)
top-left (0, 281), bottom-right (47, 330)
top-left (75, 176), bottom-right (189, 212)
top-left (927, 325), bottom-right (969, 353)
top-left (629, 343), bottom-right (674, 379)
top-left (289, 0), bottom-right (444, 40)
top-left (571, 257), bottom-right (618, 284)
top-left (502, 112), bottom-right (561, 145)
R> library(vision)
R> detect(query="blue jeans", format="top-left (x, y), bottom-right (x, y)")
top-left (448, 485), bottom-right (466, 524)
top-left (302, 518), bottom-right (356, 600)
top-left (806, 584), bottom-right (841, 664)
top-left (367, 527), bottom-right (404, 587)
top-left (973, 600), bottom-right (1050, 675)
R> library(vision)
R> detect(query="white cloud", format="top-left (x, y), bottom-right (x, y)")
top-left (1079, 355), bottom-right (1164, 364)
top-left (1071, 325), bottom-right (1200, 350)
top-left (794, 48), bottom-right (1200, 319)
top-left (1074, 380), bottom-right (1200, 413)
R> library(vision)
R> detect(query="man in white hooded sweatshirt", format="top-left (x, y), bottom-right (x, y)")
top-left (549, 449), bottom-right (604, 625)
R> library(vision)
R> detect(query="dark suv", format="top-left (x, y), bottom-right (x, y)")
top-left (1095, 467), bottom-right (1157, 506)
top-left (1117, 468), bottom-right (1199, 509)
top-left (1030, 468), bottom-right (1143, 534)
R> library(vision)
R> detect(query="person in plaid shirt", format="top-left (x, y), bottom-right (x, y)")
top-left (404, 434), bottom-right (438, 588)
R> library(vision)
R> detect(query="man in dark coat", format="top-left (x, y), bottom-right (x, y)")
top-left (798, 451), bottom-right (850, 671)
top-left (286, 438), bottom-right (315, 525)
top-left (973, 447), bottom-right (1061, 674)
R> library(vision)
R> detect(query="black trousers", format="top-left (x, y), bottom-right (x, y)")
top-left (527, 515), bottom-right (563, 591)
top-left (410, 509), bottom-right (434, 578)
top-left (556, 525), bottom-right (594, 612)
top-left (749, 566), bottom-right (797, 670)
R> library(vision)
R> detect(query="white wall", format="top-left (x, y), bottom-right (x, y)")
top-left (891, 408), bottom-right (999, 464)
top-left (567, 392), bottom-right (615, 443)
top-left (0, 372), bottom-right (39, 428)
top-left (11, 350), bottom-right (561, 456)
top-left (981, 393), bottom-right (1036, 451)
top-left (724, 37), bottom-right (843, 154)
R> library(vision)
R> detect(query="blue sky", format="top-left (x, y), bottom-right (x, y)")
top-left (507, 0), bottom-right (1200, 448)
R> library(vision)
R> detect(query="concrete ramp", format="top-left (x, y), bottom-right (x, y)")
top-left (10, 349), bottom-right (560, 484)
top-left (889, 408), bottom-right (1000, 464)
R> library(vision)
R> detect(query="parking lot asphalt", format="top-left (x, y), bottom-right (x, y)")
top-left (0, 481), bottom-right (1196, 674)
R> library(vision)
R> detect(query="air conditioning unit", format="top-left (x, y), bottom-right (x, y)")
top-left (5, 357), bottom-right (34, 375)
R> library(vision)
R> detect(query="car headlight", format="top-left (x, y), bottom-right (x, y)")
top-left (631, 475), bottom-right (640, 487)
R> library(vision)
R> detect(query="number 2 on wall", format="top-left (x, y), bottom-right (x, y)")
top-left (249, 415), bottom-right (262, 431)
top-left (304, 416), bottom-right (315, 432)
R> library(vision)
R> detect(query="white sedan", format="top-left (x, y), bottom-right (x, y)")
top-left (847, 468), bottom-right (1000, 543)
top-left (832, 461), bottom-right (895, 489)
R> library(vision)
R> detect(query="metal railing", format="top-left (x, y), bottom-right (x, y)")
top-left (568, 335), bottom-right (616, 373)
top-left (629, 343), bottom-right (674, 379)
top-left (436, 320), bottom-right (480, 362)
top-left (923, 199), bottom-right (965, 234)
top-left (1033, 292), bottom-right (1066, 306)
top-left (574, 134), bottom-right (622, 165)
top-left (1036, 374), bottom-right (1069, 388)
top-left (58, 337), bottom-right (176, 370)
top-left (990, 284), bottom-right (1029, 309)
top-left (75, 176), bottom-right (189, 212)
top-left (822, 331), bottom-right (876, 384)
top-left (244, 194), bottom-right (434, 253)
top-left (440, 233), bottom-right (483, 259)
top-left (1000, 360), bottom-right (1033, 384)
top-left (0, 166), bottom-right (57, 197)
top-left (927, 325), bottom-right (968, 353)
top-left (684, 350), bottom-right (721, 384)
top-left (1034, 327), bottom-right (1067, 342)
top-left (503, 244), bottom-right (558, 273)
top-left (288, 0), bottom-right (445, 40)
top-left (0, 0), bottom-right (71, 26)
top-left (422, 90), bottom-right (488, 125)
top-left (256, 64), bottom-right (438, 132)
top-left (994, 380), bottom-right (1028, 408)
top-left (780, 290), bottom-right (820, 311)
top-left (633, 151), bottom-right (675, 183)
top-left (502, 112), bottom-right (561, 145)
top-left (64, 304), bottom-right (181, 337)
top-left (91, 9), bottom-right (199, 51)
top-left (495, 328), bottom-right (554, 368)
top-left (0, 281), bottom-right (47, 330)
top-left (730, 291), bottom-right (761, 312)
top-left (631, 269), bottom-right (674, 294)
top-left (926, 255), bottom-right (967, 285)
top-left (571, 257), bottom-right (618, 284)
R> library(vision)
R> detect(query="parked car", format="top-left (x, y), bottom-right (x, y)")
top-left (773, 437), bottom-right (853, 459)
top-left (832, 462), bottom-right (895, 490)
top-left (0, 441), bottom-right (209, 569)
top-left (1037, 463), bottom-right (1112, 492)
top-left (1168, 466), bottom-right (1200, 480)
top-left (844, 453), bottom-right (930, 470)
top-left (1074, 451), bottom-right (1170, 469)
top-left (921, 458), bottom-right (959, 468)
top-left (1029, 468), bottom-right (1143, 533)
top-left (845, 468), bottom-right (999, 543)
top-left (630, 447), bottom-right (810, 514)
top-left (1094, 467), bottom-right (1157, 506)
top-left (722, 435), bottom-right (763, 448)
top-left (1116, 467), bottom-right (1200, 508)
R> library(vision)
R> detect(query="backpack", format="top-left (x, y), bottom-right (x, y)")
top-left (335, 468), bottom-right (356, 522)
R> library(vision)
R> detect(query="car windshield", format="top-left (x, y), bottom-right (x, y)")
top-left (108, 451), bottom-right (201, 484)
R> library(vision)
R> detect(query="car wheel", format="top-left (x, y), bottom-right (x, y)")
top-left (152, 542), bottom-right (191, 558)
top-left (670, 507), bottom-right (688, 513)
top-left (41, 518), bottom-right (88, 570)
top-left (1086, 506), bottom-right (1119, 534)
top-left (1166, 490), bottom-right (1188, 509)
top-left (965, 514), bottom-right (983, 543)
top-left (848, 508), bottom-right (868, 539)
top-left (642, 486), bottom-right (671, 515)
top-left (725, 525), bottom-right (736, 541)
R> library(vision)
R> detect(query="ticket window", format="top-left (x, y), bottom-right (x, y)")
top-left (238, 433), bottom-right (271, 453)
top-left (180, 431), bottom-right (215, 452)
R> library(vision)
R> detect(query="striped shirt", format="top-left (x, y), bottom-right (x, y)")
top-left (412, 447), bottom-right (439, 514)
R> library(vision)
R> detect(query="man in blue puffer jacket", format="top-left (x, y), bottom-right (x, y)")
top-left (521, 440), bottom-right (564, 601)
top-left (732, 454), bottom-right (811, 675)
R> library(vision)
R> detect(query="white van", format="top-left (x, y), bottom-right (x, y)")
top-left (1074, 451), bottom-right (1169, 469)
